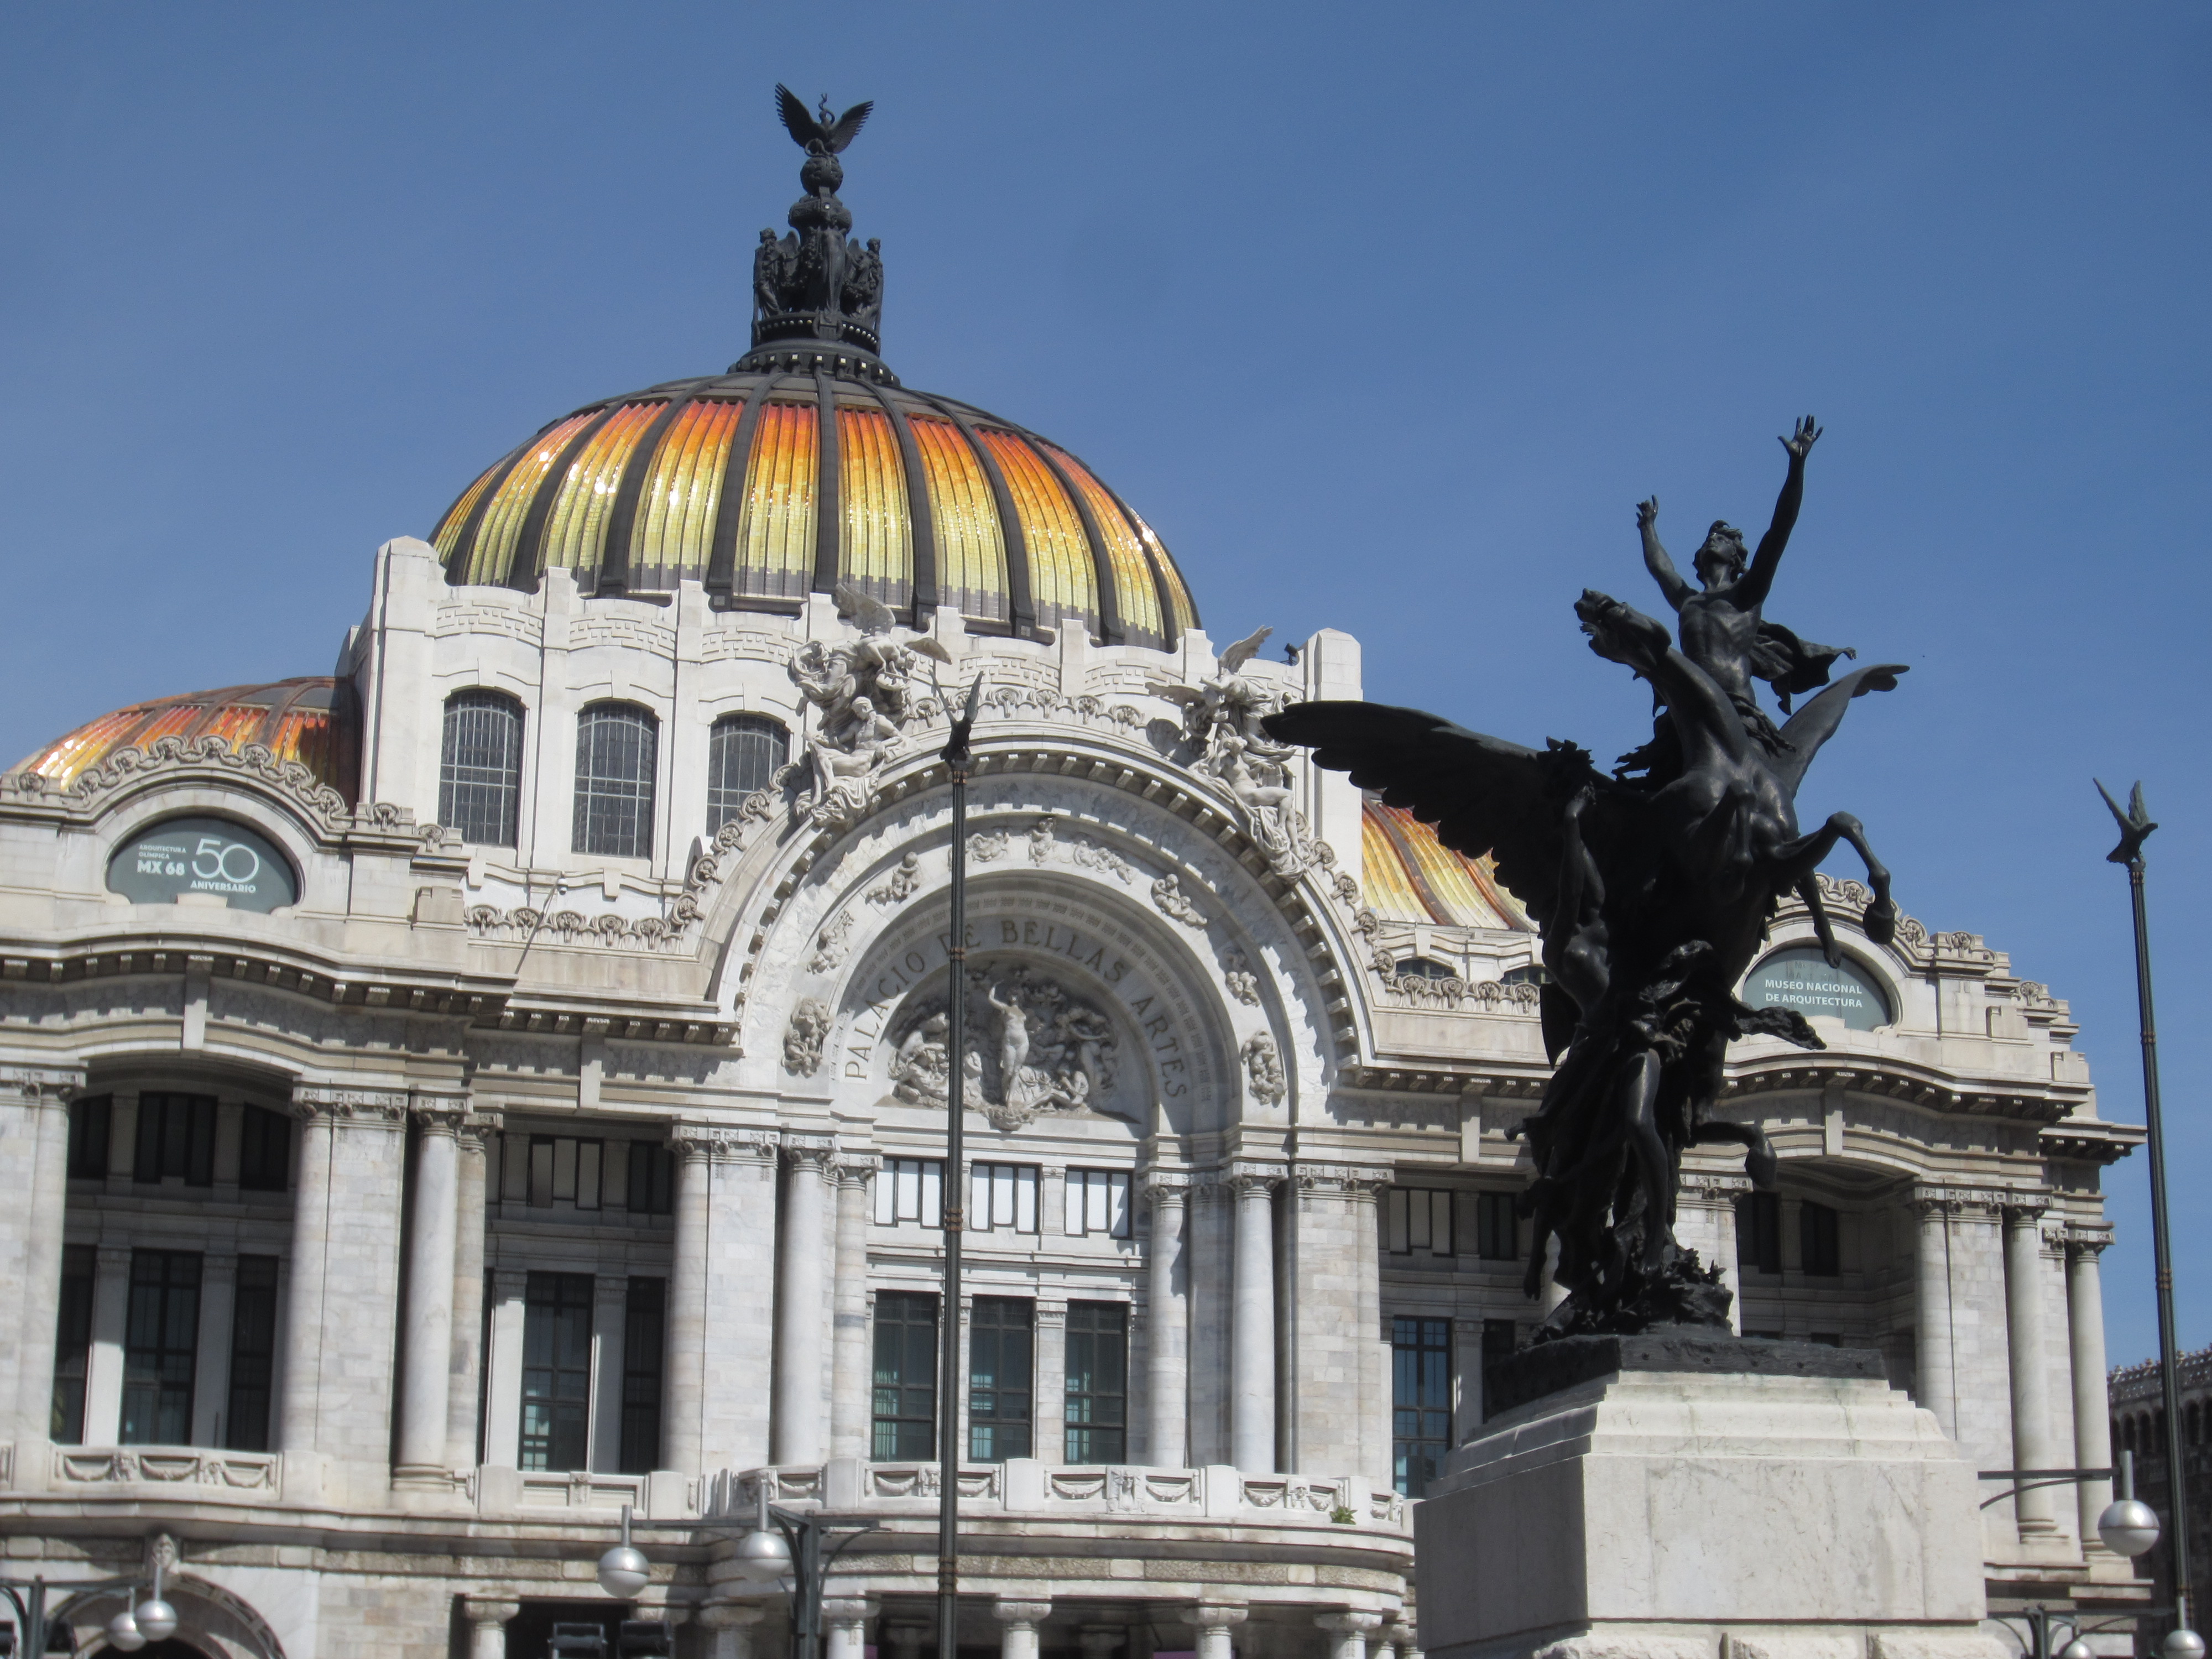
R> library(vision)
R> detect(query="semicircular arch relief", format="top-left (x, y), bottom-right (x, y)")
top-left (826, 872), bottom-right (1240, 1139)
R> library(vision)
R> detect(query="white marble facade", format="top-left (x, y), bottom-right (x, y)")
top-left (0, 531), bottom-right (2144, 1659)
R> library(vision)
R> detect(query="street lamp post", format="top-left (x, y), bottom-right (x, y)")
top-left (935, 676), bottom-right (982, 1659)
top-left (1, 1563), bottom-right (187, 1659)
top-left (2097, 780), bottom-right (2202, 1659)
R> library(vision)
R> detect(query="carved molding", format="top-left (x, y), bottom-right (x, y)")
top-left (1225, 1162), bottom-right (1286, 1194)
top-left (0, 1064), bottom-right (87, 1104)
top-left (669, 1125), bottom-right (779, 1164)
top-left (1139, 1170), bottom-right (1191, 1202)
top-left (291, 1086), bottom-right (409, 1125)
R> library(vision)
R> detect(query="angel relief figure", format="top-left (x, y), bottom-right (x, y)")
top-left (789, 583), bottom-right (952, 828)
top-left (1151, 625), bottom-right (1318, 875)
top-left (1265, 418), bottom-right (1907, 1340)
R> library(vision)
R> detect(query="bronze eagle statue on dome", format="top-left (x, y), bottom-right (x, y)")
top-left (776, 85), bottom-right (873, 155)
top-left (1263, 420), bottom-right (1905, 1341)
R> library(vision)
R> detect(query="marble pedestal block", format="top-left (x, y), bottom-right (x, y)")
top-left (1415, 1337), bottom-right (2006, 1659)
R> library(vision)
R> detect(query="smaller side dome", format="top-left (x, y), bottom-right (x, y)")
top-left (12, 678), bottom-right (358, 803)
top-left (1361, 800), bottom-right (1532, 930)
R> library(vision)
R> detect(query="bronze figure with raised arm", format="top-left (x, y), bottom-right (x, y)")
top-left (1635, 416), bottom-right (1854, 757)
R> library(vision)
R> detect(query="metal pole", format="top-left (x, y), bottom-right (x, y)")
top-left (937, 679), bottom-right (982, 1659)
top-left (2100, 780), bottom-right (2193, 1641)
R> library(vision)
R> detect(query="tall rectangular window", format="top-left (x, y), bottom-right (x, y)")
top-left (520, 1271), bottom-right (594, 1471)
top-left (134, 1093), bottom-right (216, 1187)
top-left (874, 1159), bottom-right (943, 1228)
top-left (1479, 1317), bottom-right (1518, 1423)
top-left (1738, 1192), bottom-right (1783, 1275)
top-left (1391, 1314), bottom-right (1452, 1497)
top-left (707, 714), bottom-right (789, 834)
top-left (1065, 1169), bottom-right (1131, 1239)
top-left (1063, 1301), bottom-right (1128, 1464)
top-left (122, 1250), bottom-right (202, 1445)
top-left (1474, 1192), bottom-right (1519, 1261)
top-left (226, 1256), bottom-right (280, 1450)
top-left (872, 1291), bottom-right (938, 1459)
top-left (50, 1244), bottom-right (95, 1443)
top-left (66, 1096), bottom-right (111, 1180)
top-left (505, 1134), bottom-right (605, 1211)
top-left (627, 1141), bottom-right (675, 1215)
top-left (440, 690), bottom-right (525, 848)
top-left (619, 1277), bottom-right (666, 1474)
top-left (573, 702), bottom-right (659, 859)
top-left (237, 1105), bottom-right (291, 1192)
top-left (1801, 1201), bottom-right (1841, 1277)
top-left (968, 1297), bottom-right (1033, 1460)
top-left (1386, 1187), bottom-right (1454, 1255)
top-left (969, 1164), bottom-right (1039, 1234)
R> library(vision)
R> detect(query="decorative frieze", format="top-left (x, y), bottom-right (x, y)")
top-left (290, 1085), bottom-right (409, 1125)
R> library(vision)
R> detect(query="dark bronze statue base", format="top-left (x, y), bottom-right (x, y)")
top-left (1483, 1329), bottom-right (1888, 1418)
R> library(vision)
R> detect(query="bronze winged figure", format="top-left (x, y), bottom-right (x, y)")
top-left (775, 85), bottom-right (873, 154)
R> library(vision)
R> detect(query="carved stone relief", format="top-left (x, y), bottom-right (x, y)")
top-left (1151, 873), bottom-right (1207, 928)
top-left (886, 960), bottom-right (1130, 1131)
top-left (1240, 1032), bottom-right (1287, 1104)
top-left (808, 910), bottom-right (854, 974)
top-left (1220, 947), bottom-right (1262, 1006)
top-left (788, 586), bottom-right (952, 830)
top-left (784, 997), bottom-right (832, 1077)
top-left (867, 852), bottom-right (923, 905)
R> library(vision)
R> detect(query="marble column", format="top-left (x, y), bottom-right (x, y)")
top-left (1036, 1302), bottom-right (1069, 1462)
top-left (1191, 1603), bottom-right (1247, 1659)
top-left (830, 1154), bottom-right (878, 1459)
top-left (278, 1101), bottom-right (337, 1457)
top-left (1142, 1173), bottom-right (1190, 1468)
top-left (1352, 1173), bottom-right (1385, 1479)
top-left (2004, 1200), bottom-right (2058, 1537)
top-left (191, 1252), bottom-right (239, 1448)
top-left (482, 1267), bottom-right (529, 1467)
top-left (465, 1598), bottom-right (518, 1659)
top-left (396, 1101), bottom-right (465, 1483)
top-left (824, 1597), bottom-right (875, 1659)
top-left (591, 1274), bottom-right (630, 1472)
top-left (773, 1141), bottom-right (833, 1464)
top-left (2067, 1230), bottom-right (2117, 1548)
top-left (1383, 1620), bottom-right (1421, 1659)
top-left (83, 1242), bottom-right (132, 1444)
top-left (1317, 1612), bottom-right (1385, 1659)
top-left (10, 1075), bottom-right (77, 1446)
top-left (1912, 1190), bottom-right (1957, 1437)
top-left (1229, 1168), bottom-right (1280, 1473)
top-left (664, 1128), bottom-right (715, 1474)
top-left (697, 1604), bottom-right (765, 1659)
top-left (446, 1112), bottom-right (499, 1472)
top-left (1674, 1171), bottom-right (1748, 1335)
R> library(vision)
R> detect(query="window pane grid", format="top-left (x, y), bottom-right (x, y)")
top-left (707, 714), bottom-right (789, 833)
top-left (520, 1271), bottom-right (594, 1471)
top-left (1065, 1169), bottom-right (1131, 1238)
top-left (573, 703), bottom-right (659, 859)
top-left (439, 691), bottom-right (524, 848)
top-left (970, 1163), bottom-right (1039, 1233)
top-left (619, 1276), bottom-right (666, 1474)
top-left (875, 1158), bottom-right (944, 1227)
top-left (1391, 1314), bottom-right (1452, 1497)
top-left (1063, 1301), bottom-right (1128, 1463)
top-left (873, 1291), bottom-right (938, 1459)
top-left (968, 1297), bottom-right (1033, 1460)
top-left (122, 1249), bottom-right (201, 1445)
top-left (226, 1256), bottom-right (280, 1450)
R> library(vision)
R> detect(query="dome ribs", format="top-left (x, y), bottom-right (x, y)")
top-left (915, 393), bottom-right (1036, 639)
top-left (508, 403), bottom-right (624, 593)
top-left (811, 372), bottom-right (842, 597)
top-left (598, 391), bottom-right (696, 595)
top-left (1088, 467), bottom-right (1197, 644)
top-left (439, 436), bottom-right (533, 586)
top-left (866, 381), bottom-right (938, 625)
top-left (1022, 431), bottom-right (1125, 646)
top-left (705, 378), bottom-right (783, 598)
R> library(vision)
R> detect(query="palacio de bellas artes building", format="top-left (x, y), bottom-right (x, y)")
top-left (0, 92), bottom-right (2158, 1659)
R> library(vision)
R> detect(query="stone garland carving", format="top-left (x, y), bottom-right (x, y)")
top-left (1151, 873), bottom-right (1207, 927)
top-left (0, 734), bottom-right (351, 825)
top-left (1147, 627), bottom-right (1323, 879)
top-left (1376, 972), bottom-right (1542, 1011)
top-left (807, 910), bottom-right (854, 973)
top-left (784, 998), bottom-right (833, 1077)
top-left (1807, 871), bottom-right (1929, 951)
top-left (466, 906), bottom-right (680, 950)
top-left (889, 963), bottom-right (1128, 1131)
top-left (789, 586), bottom-right (952, 830)
top-left (867, 852), bottom-right (923, 905)
top-left (1219, 947), bottom-right (1262, 1006)
top-left (1240, 1032), bottom-right (1287, 1104)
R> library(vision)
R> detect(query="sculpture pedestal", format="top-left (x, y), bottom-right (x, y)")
top-left (1415, 1335), bottom-right (2006, 1659)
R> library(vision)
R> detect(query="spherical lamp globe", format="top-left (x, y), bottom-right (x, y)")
top-left (133, 1599), bottom-right (178, 1644)
top-left (2098, 1496), bottom-right (2162, 1559)
top-left (106, 1609), bottom-right (147, 1652)
top-left (2164, 1629), bottom-right (2206, 1659)
top-left (733, 1526), bottom-right (791, 1585)
top-left (594, 1543), bottom-right (650, 1600)
top-left (2059, 1639), bottom-right (2095, 1659)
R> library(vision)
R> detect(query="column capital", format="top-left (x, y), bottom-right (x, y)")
top-left (697, 1605), bottom-right (768, 1632)
top-left (458, 1110), bottom-right (504, 1150)
top-left (0, 1064), bottom-right (87, 1104)
top-left (465, 1598), bottom-right (520, 1629)
top-left (833, 1150), bottom-right (880, 1186)
top-left (783, 1133), bottom-right (837, 1172)
top-left (1225, 1162), bottom-right (1285, 1196)
top-left (1910, 1183), bottom-right (2008, 1219)
top-left (1290, 1164), bottom-right (1387, 1197)
top-left (992, 1601), bottom-right (1053, 1627)
top-left (1140, 1169), bottom-right (1190, 1202)
top-left (1316, 1613), bottom-right (1387, 1635)
top-left (1676, 1170), bottom-right (1754, 1206)
top-left (670, 1123), bottom-right (778, 1163)
top-left (821, 1598), bottom-right (877, 1624)
top-left (2004, 1194), bottom-right (2054, 1223)
top-left (2064, 1224), bottom-right (2115, 1256)
top-left (291, 1084), bottom-right (408, 1126)
top-left (1190, 1603), bottom-right (1249, 1631)
top-left (411, 1095), bottom-right (470, 1134)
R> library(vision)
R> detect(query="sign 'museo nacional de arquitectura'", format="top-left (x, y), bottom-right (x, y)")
top-left (0, 94), bottom-right (2151, 1659)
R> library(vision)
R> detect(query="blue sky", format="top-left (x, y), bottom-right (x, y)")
top-left (3, 4), bottom-right (2208, 1366)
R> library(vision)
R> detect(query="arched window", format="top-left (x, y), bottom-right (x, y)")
top-left (1502, 963), bottom-right (1551, 987)
top-left (573, 703), bottom-right (659, 859)
top-left (707, 713), bottom-right (790, 834)
top-left (1393, 957), bottom-right (1456, 982)
top-left (440, 690), bottom-right (524, 848)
